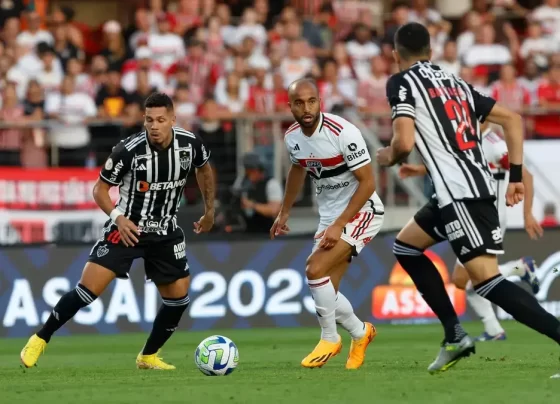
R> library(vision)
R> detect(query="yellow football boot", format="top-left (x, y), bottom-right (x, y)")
top-left (301, 335), bottom-right (342, 368)
top-left (20, 334), bottom-right (47, 368)
top-left (346, 322), bottom-right (377, 370)
top-left (136, 350), bottom-right (176, 370)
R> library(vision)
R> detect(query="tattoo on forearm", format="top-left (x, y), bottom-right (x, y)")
top-left (202, 169), bottom-right (215, 211)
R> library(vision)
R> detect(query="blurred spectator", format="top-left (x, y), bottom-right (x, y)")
top-left (234, 8), bottom-right (267, 53)
top-left (174, 84), bottom-right (197, 131)
top-left (35, 43), bottom-right (63, 96)
top-left (520, 20), bottom-right (554, 61)
top-left (100, 21), bottom-right (128, 71)
top-left (0, 0), bottom-right (24, 28)
top-left (128, 9), bottom-right (151, 51)
top-left (149, 12), bottom-right (185, 71)
top-left (21, 79), bottom-right (48, 168)
top-left (124, 70), bottom-right (156, 131)
top-left (332, 41), bottom-right (356, 81)
top-left (531, 0), bottom-right (560, 38)
top-left (518, 59), bottom-right (543, 105)
top-left (279, 38), bottom-right (313, 87)
top-left (541, 203), bottom-right (559, 227)
top-left (535, 61), bottom-right (560, 138)
top-left (491, 64), bottom-right (531, 112)
top-left (203, 15), bottom-right (225, 56)
top-left (44, 76), bottom-right (96, 166)
top-left (318, 59), bottom-right (355, 112)
top-left (216, 3), bottom-right (237, 48)
top-left (17, 10), bottom-right (53, 47)
top-left (463, 23), bottom-right (515, 82)
top-left (53, 24), bottom-right (84, 72)
top-left (346, 23), bottom-right (380, 81)
top-left (437, 40), bottom-right (460, 76)
top-left (96, 67), bottom-right (127, 119)
top-left (408, 0), bottom-right (442, 26)
top-left (121, 47), bottom-right (166, 93)
top-left (174, 0), bottom-right (203, 36)
top-left (232, 152), bottom-right (282, 234)
top-left (2, 17), bottom-right (21, 48)
top-left (457, 11), bottom-right (481, 58)
top-left (216, 72), bottom-right (247, 114)
top-left (0, 83), bottom-right (25, 166)
top-left (382, 1), bottom-right (409, 59)
top-left (49, 6), bottom-right (84, 50)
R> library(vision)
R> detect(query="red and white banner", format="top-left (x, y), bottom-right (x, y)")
top-left (0, 168), bottom-right (119, 245)
top-left (0, 167), bottom-right (118, 210)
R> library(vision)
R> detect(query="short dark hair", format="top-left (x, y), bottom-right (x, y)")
top-left (395, 22), bottom-right (431, 60)
top-left (144, 92), bottom-right (174, 111)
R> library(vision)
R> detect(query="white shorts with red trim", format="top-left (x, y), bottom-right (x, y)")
top-left (313, 208), bottom-right (384, 255)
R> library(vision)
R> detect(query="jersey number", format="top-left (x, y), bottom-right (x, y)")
top-left (444, 99), bottom-right (476, 151)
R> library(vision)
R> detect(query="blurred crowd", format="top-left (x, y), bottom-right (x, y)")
top-left (1, 0), bottom-right (560, 173)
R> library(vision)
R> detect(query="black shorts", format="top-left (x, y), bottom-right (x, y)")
top-left (88, 220), bottom-right (190, 285)
top-left (414, 197), bottom-right (504, 264)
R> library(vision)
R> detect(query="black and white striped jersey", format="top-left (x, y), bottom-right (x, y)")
top-left (99, 127), bottom-right (210, 233)
top-left (386, 60), bottom-right (497, 207)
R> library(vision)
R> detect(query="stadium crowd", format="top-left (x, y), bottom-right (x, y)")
top-left (1, 0), bottom-right (560, 173)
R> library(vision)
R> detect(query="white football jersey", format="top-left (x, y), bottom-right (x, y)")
top-left (481, 128), bottom-right (509, 229)
top-left (284, 112), bottom-right (384, 226)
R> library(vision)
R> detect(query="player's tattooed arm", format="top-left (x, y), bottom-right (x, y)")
top-left (196, 163), bottom-right (216, 214)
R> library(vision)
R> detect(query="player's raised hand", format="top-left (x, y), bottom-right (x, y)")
top-left (524, 213), bottom-right (544, 240)
top-left (270, 212), bottom-right (290, 239)
top-left (115, 216), bottom-right (140, 247)
top-left (398, 163), bottom-right (426, 179)
top-left (315, 223), bottom-right (343, 250)
top-left (506, 182), bottom-right (524, 207)
top-left (194, 213), bottom-right (214, 234)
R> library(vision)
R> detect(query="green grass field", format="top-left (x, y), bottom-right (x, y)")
top-left (1, 322), bottom-right (559, 404)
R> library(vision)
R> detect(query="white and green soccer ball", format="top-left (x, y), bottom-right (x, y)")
top-left (194, 335), bottom-right (239, 376)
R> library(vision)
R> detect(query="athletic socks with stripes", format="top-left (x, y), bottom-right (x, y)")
top-left (475, 275), bottom-right (560, 344)
top-left (142, 294), bottom-right (190, 355)
top-left (393, 240), bottom-right (467, 343)
top-left (308, 277), bottom-right (339, 343)
top-left (37, 283), bottom-right (98, 343)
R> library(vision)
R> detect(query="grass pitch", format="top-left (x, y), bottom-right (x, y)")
top-left (1, 322), bottom-right (559, 404)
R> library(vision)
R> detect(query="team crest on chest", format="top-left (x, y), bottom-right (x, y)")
top-left (306, 160), bottom-right (322, 177)
top-left (179, 151), bottom-right (191, 170)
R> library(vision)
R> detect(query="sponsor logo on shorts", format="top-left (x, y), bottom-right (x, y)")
top-left (174, 241), bottom-right (186, 260)
top-left (138, 220), bottom-right (168, 233)
top-left (491, 227), bottom-right (503, 243)
top-left (97, 245), bottom-right (109, 258)
top-left (316, 181), bottom-right (350, 195)
top-left (444, 220), bottom-right (465, 241)
top-left (136, 179), bottom-right (187, 192)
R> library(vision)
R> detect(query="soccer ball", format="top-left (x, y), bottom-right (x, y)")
top-left (194, 335), bottom-right (239, 376)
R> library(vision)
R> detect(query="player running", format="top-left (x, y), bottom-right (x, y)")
top-left (398, 121), bottom-right (543, 341)
top-left (20, 93), bottom-right (215, 370)
top-left (271, 79), bottom-right (385, 370)
top-left (376, 23), bottom-right (560, 378)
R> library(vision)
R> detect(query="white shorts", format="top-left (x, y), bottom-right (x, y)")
top-left (313, 209), bottom-right (384, 255)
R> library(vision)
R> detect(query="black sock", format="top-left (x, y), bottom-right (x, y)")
top-left (475, 275), bottom-right (560, 344)
top-left (394, 240), bottom-right (466, 342)
top-left (37, 283), bottom-right (97, 343)
top-left (142, 294), bottom-right (190, 355)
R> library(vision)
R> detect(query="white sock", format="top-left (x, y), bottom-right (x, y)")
top-left (466, 281), bottom-right (505, 336)
top-left (335, 292), bottom-right (366, 340)
top-left (499, 259), bottom-right (525, 278)
top-left (307, 276), bottom-right (339, 343)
